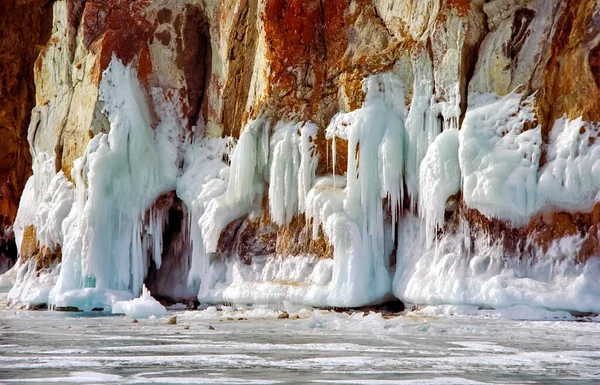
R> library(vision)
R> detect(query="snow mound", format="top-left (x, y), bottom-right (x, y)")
top-left (112, 285), bottom-right (167, 318)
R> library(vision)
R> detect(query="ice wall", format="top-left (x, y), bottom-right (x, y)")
top-left (394, 92), bottom-right (600, 313)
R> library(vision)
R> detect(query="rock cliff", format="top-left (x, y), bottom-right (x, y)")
top-left (2, 0), bottom-right (600, 312)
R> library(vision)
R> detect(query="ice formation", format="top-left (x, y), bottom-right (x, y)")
top-left (48, 58), bottom-right (180, 310)
top-left (198, 118), bottom-right (268, 255)
top-left (190, 73), bottom-right (410, 307)
top-left (418, 129), bottom-right (460, 246)
top-left (459, 92), bottom-right (541, 226)
top-left (13, 153), bottom-right (74, 256)
top-left (112, 285), bottom-right (167, 318)
top-left (5, 53), bottom-right (600, 315)
top-left (268, 121), bottom-right (319, 226)
top-left (404, 52), bottom-right (441, 209)
top-left (537, 116), bottom-right (600, 210)
top-left (176, 135), bottom-right (231, 292)
top-left (394, 214), bottom-right (600, 313)
top-left (6, 153), bottom-right (74, 305)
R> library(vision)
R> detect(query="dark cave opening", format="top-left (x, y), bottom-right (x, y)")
top-left (144, 195), bottom-right (197, 307)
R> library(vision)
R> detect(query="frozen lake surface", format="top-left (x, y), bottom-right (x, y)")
top-left (1, 305), bottom-right (600, 384)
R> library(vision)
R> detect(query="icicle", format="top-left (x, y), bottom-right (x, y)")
top-left (268, 121), bottom-right (319, 226)
top-left (298, 122), bottom-right (319, 213)
top-left (404, 51), bottom-right (439, 211)
top-left (314, 73), bottom-right (407, 306)
top-left (332, 132), bottom-right (337, 189)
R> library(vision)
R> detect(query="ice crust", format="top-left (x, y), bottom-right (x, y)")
top-left (5, 56), bottom-right (600, 313)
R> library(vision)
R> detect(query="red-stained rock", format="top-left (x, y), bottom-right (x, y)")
top-left (174, 5), bottom-right (211, 125)
top-left (0, 0), bottom-right (53, 232)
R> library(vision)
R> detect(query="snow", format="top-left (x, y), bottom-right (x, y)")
top-left (112, 285), bottom-right (167, 318)
top-left (459, 92), bottom-right (541, 226)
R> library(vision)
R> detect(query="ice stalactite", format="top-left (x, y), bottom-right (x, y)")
top-left (268, 121), bottom-right (319, 226)
top-left (197, 118), bottom-right (269, 254)
top-left (269, 122), bottom-right (303, 226)
top-left (176, 135), bottom-right (231, 292)
top-left (48, 58), bottom-right (180, 310)
top-left (404, 52), bottom-right (441, 210)
top-left (306, 73), bottom-right (407, 306)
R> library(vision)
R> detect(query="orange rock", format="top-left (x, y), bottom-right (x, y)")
top-left (0, 0), bottom-right (53, 226)
top-left (19, 225), bottom-right (61, 272)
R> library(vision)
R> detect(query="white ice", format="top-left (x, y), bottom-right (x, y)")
top-left (459, 92), bottom-right (541, 226)
top-left (418, 129), bottom-right (460, 246)
top-left (537, 115), bottom-right (600, 211)
top-left (394, 214), bottom-right (600, 313)
top-left (112, 285), bottom-right (167, 318)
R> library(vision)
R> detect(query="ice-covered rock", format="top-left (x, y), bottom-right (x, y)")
top-left (3, 0), bottom-right (600, 313)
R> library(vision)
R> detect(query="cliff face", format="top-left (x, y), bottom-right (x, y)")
top-left (3, 0), bottom-right (600, 312)
top-left (0, 0), bottom-right (53, 272)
